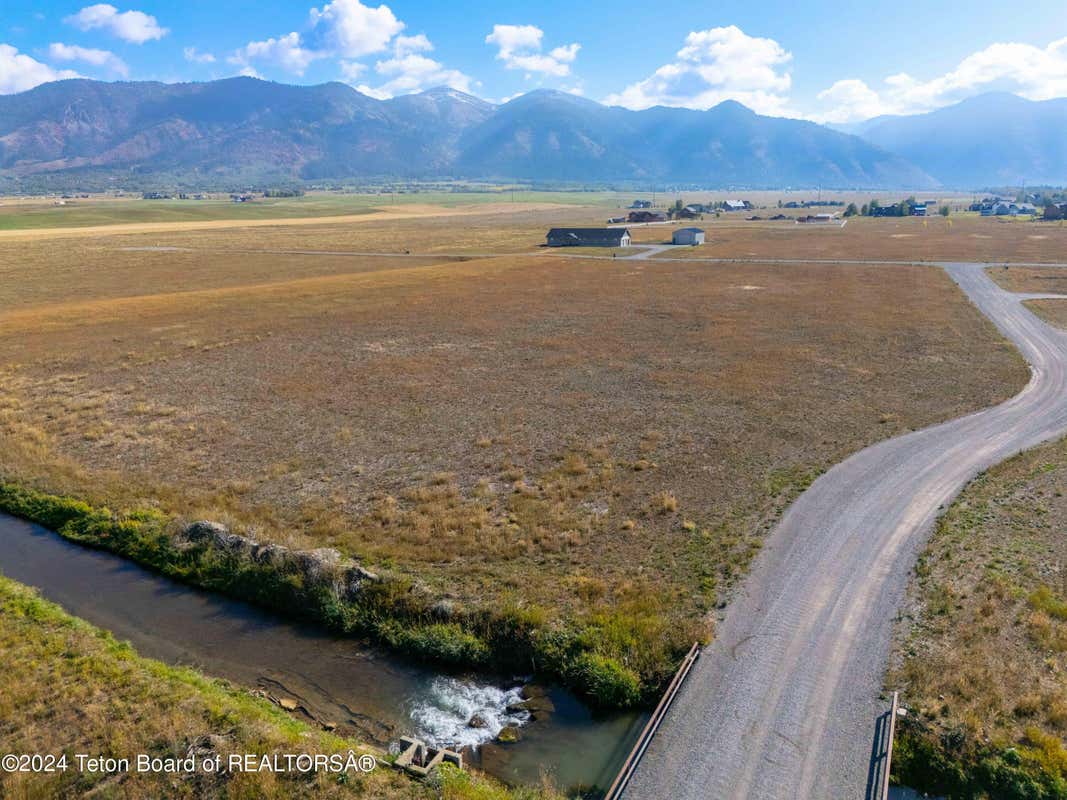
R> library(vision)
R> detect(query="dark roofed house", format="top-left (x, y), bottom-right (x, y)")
top-left (546, 228), bottom-right (631, 248)
top-left (1044, 203), bottom-right (1067, 221)
top-left (627, 210), bottom-right (667, 223)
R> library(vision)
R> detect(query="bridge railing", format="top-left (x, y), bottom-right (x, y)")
top-left (603, 641), bottom-right (701, 800)
top-left (866, 690), bottom-right (902, 800)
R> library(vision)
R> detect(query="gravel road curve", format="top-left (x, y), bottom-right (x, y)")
top-left (623, 263), bottom-right (1067, 800)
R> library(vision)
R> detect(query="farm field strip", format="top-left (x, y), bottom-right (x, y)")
top-left (0, 201), bottom-right (577, 240)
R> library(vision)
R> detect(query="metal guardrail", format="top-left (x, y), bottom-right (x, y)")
top-left (867, 690), bottom-right (902, 800)
top-left (603, 642), bottom-right (701, 800)
top-left (880, 691), bottom-right (900, 800)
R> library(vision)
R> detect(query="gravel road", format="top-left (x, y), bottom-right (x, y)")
top-left (623, 263), bottom-right (1067, 800)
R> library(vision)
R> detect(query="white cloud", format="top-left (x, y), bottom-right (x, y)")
top-left (485, 24), bottom-right (579, 77)
top-left (223, 1), bottom-right (468, 99)
top-left (486, 24), bottom-right (541, 57)
top-left (183, 46), bottom-right (216, 64)
top-left (814, 36), bottom-right (1067, 123)
top-left (231, 32), bottom-right (321, 76)
top-left (814, 79), bottom-right (885, 124)
top-left (339, 60), bottom-right (366, 80)
top-left (48, 42), bottom-right (128, 76)
top-left (393, 34), bottom-right (432, 56)
top-left (326, 19), bottom-right (470, 99)
top-left (0, 43), bottom-right (80, 94)
top-left (603, 26), bottom-right (792, 115)
top-left (64, 4), bottom-right (167, 44)
top-left (309, 0), bottom-right (403, 58)
top-left (355, 52), bottom-right (473, 99)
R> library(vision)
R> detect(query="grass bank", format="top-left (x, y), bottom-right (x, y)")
top-left (0, 572), bottom-right (561, 800)
top-left (0, 482), bottom-right (695, 709)
top-left (888, 438), bottom-right (1067, 799)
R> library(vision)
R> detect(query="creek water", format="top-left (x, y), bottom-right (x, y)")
top-left (0, 514), bottom-right (646, 794)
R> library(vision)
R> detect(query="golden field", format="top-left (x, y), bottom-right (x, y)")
top-left (0, 202), bottom-right (1030, 641)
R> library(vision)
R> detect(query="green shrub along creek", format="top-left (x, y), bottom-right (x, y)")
top-left (893, 724), bottom-right (1067, 800)
top-left (0, 482), bottom-right (693, 710)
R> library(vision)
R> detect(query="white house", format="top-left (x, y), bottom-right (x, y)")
top-left (672, 227), bottom-right (705, 245)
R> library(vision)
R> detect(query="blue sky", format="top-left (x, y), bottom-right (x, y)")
top-left (3, 1), bottom-right (1066, 122)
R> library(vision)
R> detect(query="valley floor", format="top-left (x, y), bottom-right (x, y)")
top-left (0, 204), bottom-right (1029, 702)
top-left (1, 197), bottom-right (1062, 797)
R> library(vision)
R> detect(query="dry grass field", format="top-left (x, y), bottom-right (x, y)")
top-left (0, 205), bottom-right (1030, 657)
top-left (1026, 300), bottom-right (1067, 330)
top-left (888, 436), bottom-right (1067, 794)
top-left (643, 216), bottom-right (1067, 263)
top-left (0, 189), bottom-right (954, 233)
top-left (0, 190), bottom-right (603, 231)
top-left (983, 266), bottom-right (1067, 331)
top-left (987, 266), bottom-right (1067, 293)
top-left (0, 202), bottom-right (574, 244)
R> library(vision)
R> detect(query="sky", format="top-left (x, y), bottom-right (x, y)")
top-left (2, 1), bottom-right (1067, 123)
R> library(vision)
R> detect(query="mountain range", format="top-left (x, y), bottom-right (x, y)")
top-left (0, 77), bottom-right (1063, 191)
top-left (847, 92), bottom-right (1067, 189)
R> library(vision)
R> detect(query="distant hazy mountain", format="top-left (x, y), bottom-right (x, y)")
top-left (456, 90), bottom-right (932, 188)
top-left (0, 77), bottom-right (934, 190)
top-left (853, 92), bottom-right (1067, 188)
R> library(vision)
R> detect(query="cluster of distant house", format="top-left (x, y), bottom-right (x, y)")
top-left (969, 197), bottom-right (1039, 217)
top-left (49, 193), bottom-right (91, 205)
top-left (142, 191), bottom-right (209, 200)
top-left (720, 200), bottom-right (751, 212)
top-left (781, 200), bottom-right (845, 209)
top-left (869, 199), bottom-right (940, 217)
top-left (139, 190), bottom-right (296, 203)
top-left (627, 209), bottom-right (668, 223)
top-left (623, 198), bottom-right (753, 223)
